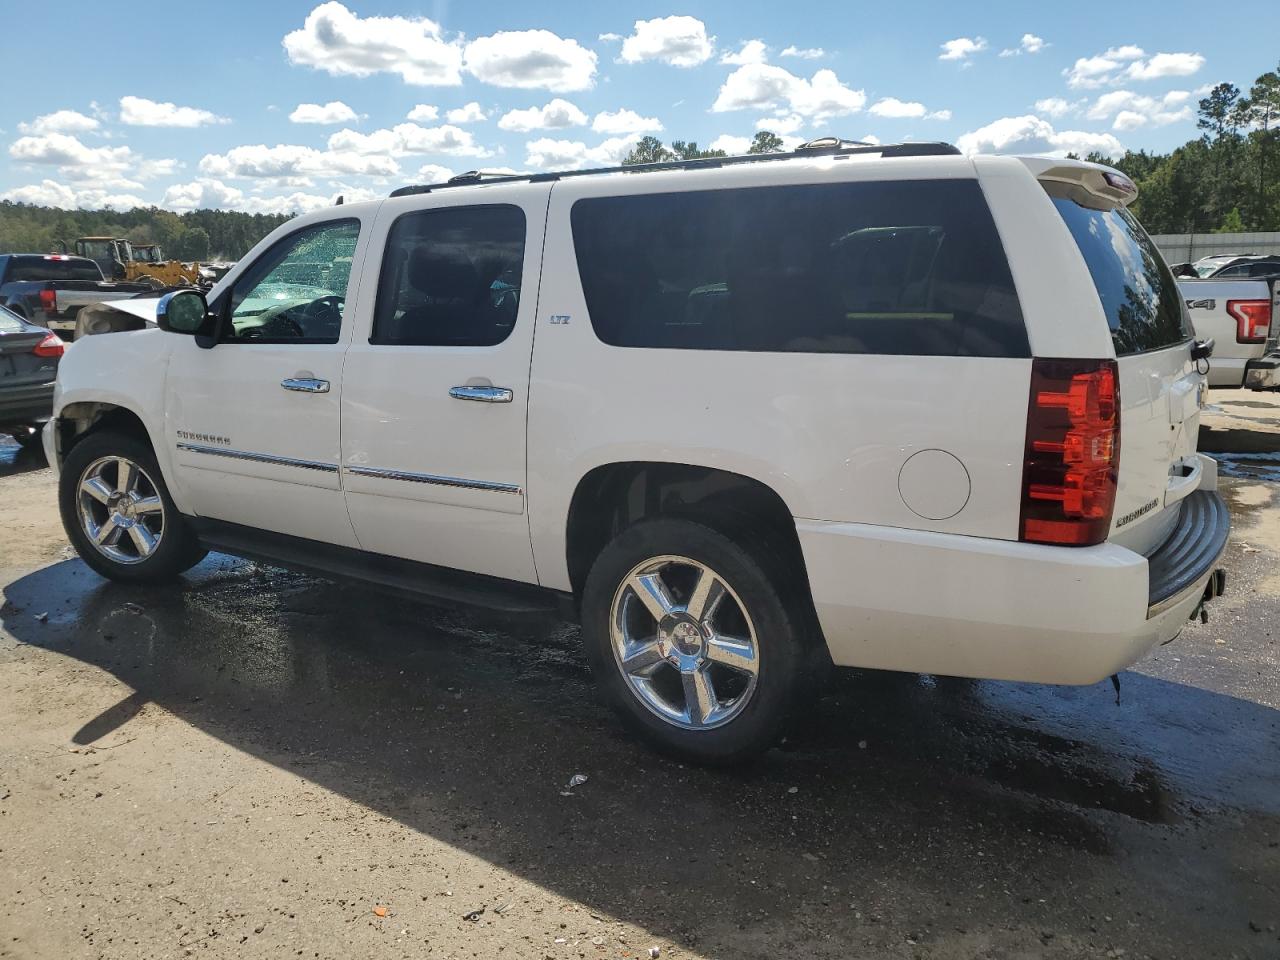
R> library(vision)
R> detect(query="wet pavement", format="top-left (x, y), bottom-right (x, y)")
top-left (1, 403), bottom-right (1279, 959)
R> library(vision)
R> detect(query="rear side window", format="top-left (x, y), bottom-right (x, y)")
top-left (1046, 184), bottom-right (1192, 355)
top-left (372, 204), bottom-right (526, 347)
top-left (570, 180), bottom-right (1028, 356)
top-left (6, 257), bottom-right (102, 281)
top-left (0, 306), bottom-right (25, 333)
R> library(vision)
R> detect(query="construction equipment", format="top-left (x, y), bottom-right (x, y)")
top-left (56, 237), bottom-right (202, 289)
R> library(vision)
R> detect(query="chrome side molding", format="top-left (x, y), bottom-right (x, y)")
top-left (176, 443), bottom-right (340, 473)
top-left (344, 464), bottom-right (522, 495)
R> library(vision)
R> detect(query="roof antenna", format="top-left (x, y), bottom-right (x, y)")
top-left (335, 195), bottom-right (344, 205)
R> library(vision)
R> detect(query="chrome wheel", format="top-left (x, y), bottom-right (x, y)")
top-left (610, 555), bottom-right (760, 730)
top-left (76, 456), bottom-right (165, 564)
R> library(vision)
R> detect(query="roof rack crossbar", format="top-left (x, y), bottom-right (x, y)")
top-left (388, 141), bottom-right (961, 198)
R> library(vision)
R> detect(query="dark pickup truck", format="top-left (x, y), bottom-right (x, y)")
top-left (0, 254), bottom-right (151, 340)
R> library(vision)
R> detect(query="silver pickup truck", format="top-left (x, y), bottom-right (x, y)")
top-left (0, 254), bottom-right (152, 340)
top-left (1180, 276), bottom-right (1280, 389)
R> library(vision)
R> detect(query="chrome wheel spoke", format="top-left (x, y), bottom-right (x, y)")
top-left (685, 568), bottom-right (725, 622)
top-left (127, 523), bottom-right (158, 558)
top-left (132, 496), bottom-right (163, 515)
top-left (682, 666), bottom-right (717, 727)
top-left (115, 458), bottom-right (136, 494)
top-left (705, 634), bottom-right (758, 675)
top-left (95, 515), bottom-right (122, 546)
top-left (629, 572), bottom-right (677, 622)
top-left (81, 477), bottom-right (114, 505)
top-left (621, 641), bottom-right (666, 677)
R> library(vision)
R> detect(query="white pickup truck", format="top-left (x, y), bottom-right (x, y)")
top-left (1179, 275), bottom-right (1280, 389)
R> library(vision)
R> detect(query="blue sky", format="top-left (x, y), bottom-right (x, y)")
top-left (1, 0), bottom-right (1273, 214)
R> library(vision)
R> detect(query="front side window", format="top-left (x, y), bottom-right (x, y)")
top-left (224, 219), bottom-right (360, 343)
top-left (371, 204), bottom-right (526, 347)
top-left (570, 180), bottom-right (1028, 356)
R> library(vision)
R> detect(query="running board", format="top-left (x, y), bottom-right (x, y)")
top-left (188, 517), bottom-right (563, 615)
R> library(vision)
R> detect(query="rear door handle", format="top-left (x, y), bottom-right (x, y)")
top-left (449, 385), bottom-right (513, 403)
top-left (281, 377), bottom-right (330, 393)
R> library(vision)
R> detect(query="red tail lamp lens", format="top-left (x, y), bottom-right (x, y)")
top-left (1020, 359), bottom-right (1120, 546)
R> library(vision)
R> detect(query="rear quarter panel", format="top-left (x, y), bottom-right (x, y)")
top-left (528, 158), bottom-right (1033, 591)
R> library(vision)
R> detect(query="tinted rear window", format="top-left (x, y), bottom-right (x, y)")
top-left (5, 257), bottom-right (103, 282)
top-left (1047, 185), bottom-right (1191, 355)
top-left (570, 180), bottom-right (1028, 356)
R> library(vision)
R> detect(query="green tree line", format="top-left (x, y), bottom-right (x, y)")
top-left (1082, 61), bottom-right (1280, 234)
top-left (0, 203), bottom-right (292, 261)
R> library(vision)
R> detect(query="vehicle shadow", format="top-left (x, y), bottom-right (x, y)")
top-left (0, 436), bottom-right (49, 478)
top-left (3, 556), bottom-right (1278, 956)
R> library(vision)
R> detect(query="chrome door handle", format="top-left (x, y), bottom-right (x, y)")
top-left (281, 377), bottom-right (330, 393)
top-left (449, 385), bottom-right (513, 403)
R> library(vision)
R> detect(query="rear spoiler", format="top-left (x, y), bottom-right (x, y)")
top-left (1015, 157), bottom-right (1138, 207)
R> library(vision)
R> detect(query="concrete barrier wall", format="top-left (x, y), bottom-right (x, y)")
top-left (1149, 232), bottom-right (1280, 263)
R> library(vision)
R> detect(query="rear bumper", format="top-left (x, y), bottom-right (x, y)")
top-left (797, 489), bottom-right (1229, 685)
top-left (1147, 490), bottom-right (1230, 616)
top-left (0, 382), bottom-right (55, 427)
top-left (1243, 354), bottom-right (1280, 390)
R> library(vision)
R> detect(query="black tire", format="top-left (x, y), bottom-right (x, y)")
top-left (581, 517), bottom-right (813, 764)
top-left (58, 430), bottom-right (206, 584)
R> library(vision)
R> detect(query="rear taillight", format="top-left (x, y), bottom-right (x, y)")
top-left (32, 332), bottom-right (65, 358)
top-left (1227, 299), bottom-right (1271, 343)
top-left (38, 287), bottom-right (56, 312)
top-left (1020, 358), bottom-right (1120, 547)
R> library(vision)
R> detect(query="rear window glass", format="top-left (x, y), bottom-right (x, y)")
top-left (570, 180), bottom-right (1029, 357)
top-left (1046, 185), bottom-right (1192, 355)
top-left (0, 306), bottom-right (25, 333)
top-left (5, 257), bottom-right (103, 282)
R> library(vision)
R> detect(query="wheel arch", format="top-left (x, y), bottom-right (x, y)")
top-left (563, 461), bottom-right (814, 607)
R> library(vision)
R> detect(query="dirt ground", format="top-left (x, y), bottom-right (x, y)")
top-left (1, 391), bottom-right (1278, 960)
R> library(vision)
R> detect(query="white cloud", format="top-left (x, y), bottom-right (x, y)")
top-left (198, 143), bottom-right (401, 180)
top-left (415, 164), bottom-right (455, 184)
top-left (1034, 97), bottom-right (1076, 118)
top-left (757, 114), bottom-right (805, 135)
top-left (1000, 33), bottom-right (1046, 57)
top-left (464, 30), bottom-right (597, 91)
top-left (720, 40), bottom-right (768, 66)
top-left (0, 179), bottom-right (145, 210)
top-left (524, 136), bottom-right (637, 170)
top-left (939, 37), bottom-right (987, 62)
top-left (326, 123), bottom-right (492, 158)
top-left (1064, 45), bottom-right (1203, 88)
top-left (709, 134), bottom-right (752, 154)
top-left (598, 32), bottom-right (622, 43)
top-left (780, 46), bottom-right (824, 59)
top-left (162, 178), bottom-right (248, 211)
top-left (119, 95), bottom-right (228, 127)
top-left (289, 101), bottom-right (359, 124)
top-left (497, 99), bottom-right (588, 132)
top-left (283, 1), bottom-right (463, 85)
top-left (18, 110), bottom-right (99, 135)
top-left (591, 108), bottom-right (663, 135)
top-left (713, 64), bottom-right (866, 119)
top-left (869, 98), bottom-right (925, 119)
top-left (6, 133), bottom-right (175, 191)
top-left (1113, 111), bottom-right (1148, 131)
top-left (446, 102), bottom-right (487, 124)
top-left (618, 16), bottom-right (714, 67)
top-left (1124, 52), bottom-right (1205, 82)
top-left (1086, 89), bottom-right (1193, 128)
top-left (956, 114), bottom-right (1124, 158)
top-left (406, 104), bottom-right (439, 122)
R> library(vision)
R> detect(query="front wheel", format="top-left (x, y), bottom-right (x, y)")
top-left (58, 430), bottom-right (206, 583)
top-left (581, 518), bottom-right (813, 764)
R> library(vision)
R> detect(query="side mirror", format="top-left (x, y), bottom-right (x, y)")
top-left (156, 289), bottom-right (211, 336)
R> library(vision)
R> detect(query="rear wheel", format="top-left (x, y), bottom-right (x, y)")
top-left (58, 430), bottom-right (206, 583)
top-left (581, 518), bottom-right (812, 764)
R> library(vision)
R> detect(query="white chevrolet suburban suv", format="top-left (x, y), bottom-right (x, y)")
top-left (45, 141), bottom-right (1230, 763)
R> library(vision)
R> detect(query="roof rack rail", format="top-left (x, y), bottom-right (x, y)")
top-left (388, 140), bottom-right (961, 198)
